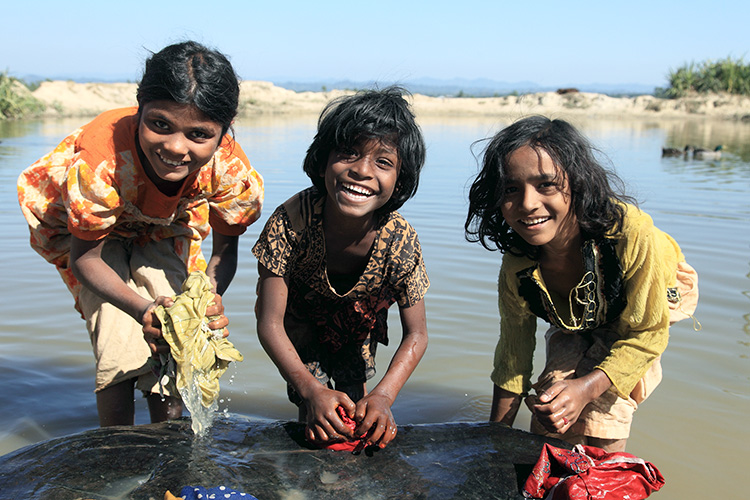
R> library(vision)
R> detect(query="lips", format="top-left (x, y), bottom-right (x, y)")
top-left (520, 216), bottom-right (550, 226)
top-left (341, 182), bottom-right (374, 198)
top-left (157, 152), bottom-right (188, 167)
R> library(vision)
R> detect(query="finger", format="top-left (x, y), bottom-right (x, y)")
top-left (537, 388), bottom-right (556, 404)
top-left (207, 315), bottom-right (229, 330)
top-left (381, 424), bottom-right (398, 447)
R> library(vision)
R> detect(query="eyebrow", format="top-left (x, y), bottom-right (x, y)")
top-left (145, 110), bottom-right (218, 136)
top-left (504, 173), bottom-right (557, 183)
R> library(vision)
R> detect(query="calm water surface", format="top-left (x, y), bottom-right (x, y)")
top-left (1, 114), bottom-right (748, 499)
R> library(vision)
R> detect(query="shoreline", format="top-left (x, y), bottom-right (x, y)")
top-left (26, 80), bottom-right (750, 121)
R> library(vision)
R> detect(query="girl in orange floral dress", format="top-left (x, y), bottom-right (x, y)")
top-left (17, 41), bottom-right (263, 427)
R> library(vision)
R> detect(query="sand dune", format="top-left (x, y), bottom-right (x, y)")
top-left (29, 80), bottom-right (750, 121)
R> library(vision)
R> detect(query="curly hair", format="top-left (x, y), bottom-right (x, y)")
top-left (302, 86), bottom-right (426, 214)
top-left (465, 115), bottom-right (635, 259)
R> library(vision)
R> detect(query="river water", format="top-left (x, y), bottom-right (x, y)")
top-left (1, 114), bottom-right (748, 499)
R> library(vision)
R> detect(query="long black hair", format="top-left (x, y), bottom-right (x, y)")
top-left (136, 41), bottom-right (240, 136)
top-left (302, 86), bottom-right (426, 214)
top-left (465, 115), bottom-right (634, 259)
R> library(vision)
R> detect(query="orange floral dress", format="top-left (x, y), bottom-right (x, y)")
top-left (17, 107), bottom-right (264, 311)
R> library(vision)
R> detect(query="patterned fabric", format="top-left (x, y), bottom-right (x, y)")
top-left (166, 485), bottom-right (257, 500)
top-left (523, 443), bottom-right (665, 499)
top-left (17, 107), bottom-right (264, 308)
top-left (252, 187), bottom-right (429, 377)
top-left (492, 203), bottom-right (689, 399)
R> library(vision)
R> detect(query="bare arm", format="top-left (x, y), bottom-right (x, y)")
top-left (70, 236), bottom-right (154, 323)
top-left (354, 298), bottom-right (428, 448)
top-left (255, 263), bottom-right (356, 442)
top-left (490, 384), bottom-right (522, 426)
top-left (205, 232), bottom-right (239, 296)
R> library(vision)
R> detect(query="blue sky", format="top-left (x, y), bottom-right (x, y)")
top-left (3, 0), bottom-right (748, 88)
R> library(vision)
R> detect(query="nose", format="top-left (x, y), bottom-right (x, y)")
top-left (162, 133), bottom-right (189, 156)
top-left (520, 186), bottom-right (540, 211)
top-left (348, 156), bottom-right (374, 178)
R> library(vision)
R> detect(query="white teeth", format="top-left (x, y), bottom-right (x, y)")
top-left (522, 217), bottom-right (549, 225)
top-left (158, 153), bottom-right (187, 166)
top-left (343, 183), bottom-right (373, 196)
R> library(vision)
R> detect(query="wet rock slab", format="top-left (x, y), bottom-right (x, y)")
top-left (0, 415), bottom-right (569, 499)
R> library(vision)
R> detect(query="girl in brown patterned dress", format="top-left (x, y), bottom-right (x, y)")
top-left (253, 87), bottom-right (429, 450)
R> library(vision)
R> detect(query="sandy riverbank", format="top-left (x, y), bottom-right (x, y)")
top-left (27, 80), bottom-right (750, 121)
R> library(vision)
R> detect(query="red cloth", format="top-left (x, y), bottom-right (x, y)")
top-left (310, 406), bottom-right (367, 452)
top-left (523, 444), bottom-right (665, 499)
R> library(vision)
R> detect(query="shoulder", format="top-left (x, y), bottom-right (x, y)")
top-left (610, 203), bottom-right (683, 269)
top-left (378, 211), bottom-right (421, 252)
top-left (499, 252), bottom-right (536, 280)
top-left (76, 107), bottom-right (139, 167)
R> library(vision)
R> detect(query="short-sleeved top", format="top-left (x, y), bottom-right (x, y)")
top-left (17, 107), bottom-right (264, 302)
top-left (491, 204), bottom-right (684, 399)
top-left (252, 187), bottom-right (429, 353)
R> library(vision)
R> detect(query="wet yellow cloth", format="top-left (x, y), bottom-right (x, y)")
top-left (155, 271), bottom-right (243, 408)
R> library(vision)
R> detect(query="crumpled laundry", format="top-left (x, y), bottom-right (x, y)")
top-left (164, 485), bottom-right (258, 500)
top-left (309, 406), bottom-right (368, 452)
top-left (154, 271), bottom-right (243, 409)
top-left (523, 443), bottom-right (665, 499)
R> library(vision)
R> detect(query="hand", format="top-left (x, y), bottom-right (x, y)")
top-left (302, 386), bottom-right (357, 445)
top-left (206, 292), bottom-right (229, 337)
top-left (141, 296), bottom-right (174, 355)
top-left (531, 379), bottom-right (591, 434)
top-left (532, 372), bottom-right (609, 434)
top-left (353, 393), bottom-right (398, 449)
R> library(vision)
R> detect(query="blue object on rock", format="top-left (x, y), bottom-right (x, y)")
top-left (179, 485), bottom-right (258, 500)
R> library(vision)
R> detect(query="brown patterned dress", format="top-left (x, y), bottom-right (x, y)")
top-left (253, 187), bottom-right (429, 401)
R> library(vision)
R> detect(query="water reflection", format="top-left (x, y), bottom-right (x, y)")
top-left (1, 115), bottom-right (749, 500)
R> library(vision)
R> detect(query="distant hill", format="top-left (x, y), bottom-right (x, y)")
top-left (14, 72), bottom-right (657, 98)
top-left (273, 77), bottom-right (658, 97)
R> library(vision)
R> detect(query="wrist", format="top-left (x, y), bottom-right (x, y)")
top-left (582, 369), bottom-right (612, 400)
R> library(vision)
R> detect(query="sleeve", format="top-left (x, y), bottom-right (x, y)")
top-left (386, 219), bottom-right (430, 308)
top-left (594, 213), bottom-right (675, 398)
top-left (490, 262), bottom-right (538, 395)
top-left (64, 156), bottom-right (124, 241)
top-left (251, 205), bottom-right (294, 277)
top-left (207, 141), bottom-right (264, 236)
top-left (17, 131), bottom-right (80, 265)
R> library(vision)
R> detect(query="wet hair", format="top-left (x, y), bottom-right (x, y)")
top-left (302, 86), bottom-right (426, 214)
top-left (136, 41), bottom-right (240, 136)
top-left (465, 115), bottom-right (635, 259)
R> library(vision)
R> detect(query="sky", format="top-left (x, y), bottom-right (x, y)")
top-left (3, 0), bottom-right (749, 89)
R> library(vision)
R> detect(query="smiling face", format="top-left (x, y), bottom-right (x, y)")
top-left (137, 100), bottom-right (223, 190)
top-left (500, 145), bottom-right (580, 251)
top-left (323, 137), bottom-right (400, 225)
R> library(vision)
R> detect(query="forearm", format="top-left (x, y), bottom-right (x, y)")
top-left (490, 384), bottom-right (522, 426)
top-left (369, 329), bottom-right (427, 405)
top-left (206, 233), bottom-right (239, 295)
top-left (70, 238), bottom-right (151, 322)
top-left (257, 323), bottom-right (323, 399)
top-left (573, 368), bottom-right (612, 402)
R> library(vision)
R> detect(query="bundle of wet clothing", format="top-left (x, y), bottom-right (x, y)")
top-left (523, 443), bottom-right (665, 499)
top-left (153, 271), bottom-right (243, 408)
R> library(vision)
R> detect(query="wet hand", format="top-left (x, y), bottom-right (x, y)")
top-left (141, 296), bottom-right (174, 355)
top-left (354, 393), bottom-right (397, 449)
top-left (303, 388), bottom-right (357, 445)
top-left (531, 380), bottom-right (590, 434)
top-left (206, 292), bottom-right (229, 337)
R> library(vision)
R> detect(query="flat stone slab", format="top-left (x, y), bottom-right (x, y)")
top-left (0, 415), bottom-right (569, 499)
